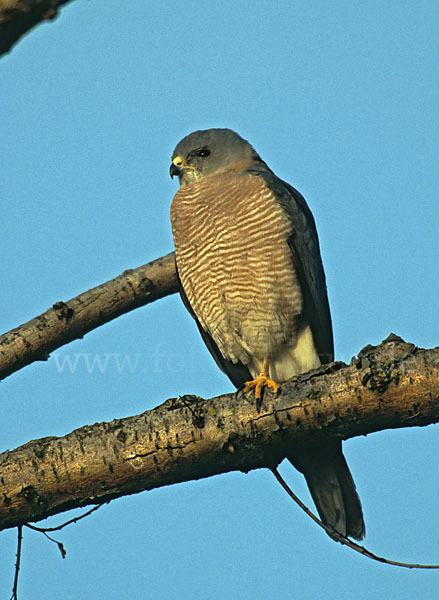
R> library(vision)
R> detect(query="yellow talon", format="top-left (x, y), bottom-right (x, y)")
top-left (243, 358), bottom-right (280, 401)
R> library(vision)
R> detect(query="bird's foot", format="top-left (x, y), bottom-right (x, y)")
top-left (243, 374), bottom-right (280, 405)
top-left (243, 358), bottom-right (280, 409)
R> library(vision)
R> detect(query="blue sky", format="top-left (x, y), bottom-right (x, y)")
top-left (1, 1), bottom-right (439, 598)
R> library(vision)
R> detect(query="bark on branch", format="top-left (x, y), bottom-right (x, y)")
top-left (0, 253), bottom-right (178, 381)
top-left (1, 336), bottom-right (438, 531)
top-left (0, 0), bottom-right (73, 56)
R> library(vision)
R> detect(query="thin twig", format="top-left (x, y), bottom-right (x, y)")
top-left (23, 505), bottom-right (103, 561)
top-left (271, 467), bottom-right (439, 569)
top-left (24, 504), bottom-right (102, 533)
top-left (37, 531), bottom-right (66, 558)
top-left (10, 525), bottom-right (22, 600)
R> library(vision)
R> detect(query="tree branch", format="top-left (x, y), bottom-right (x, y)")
top-left (271, 467), bottom-right (439, 569)
top-left (1, 336), bottom-right (438, 531)
top-left (0, 252), bottom-right (178, 381)
top-left (0, 0), bottom-right (73, 57)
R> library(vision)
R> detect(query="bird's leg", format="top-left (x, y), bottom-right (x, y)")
top-left (243, 357), bottom-right (280, 406)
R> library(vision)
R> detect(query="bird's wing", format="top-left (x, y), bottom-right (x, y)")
top-left (175, 264), bottom-right (253, 388)
top-left (256, 171), bottom-right (334, 364)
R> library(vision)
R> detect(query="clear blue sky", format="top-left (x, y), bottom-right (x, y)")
top-left (1, 1), bottom-right (439, 598)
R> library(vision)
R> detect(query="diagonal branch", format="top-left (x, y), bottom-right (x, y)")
top-left (1, 336), bottom-right (438, 531)
top-left (0, 0), bottom-right (73, 57)
top-left (0, 252), bottom-right (178, 381)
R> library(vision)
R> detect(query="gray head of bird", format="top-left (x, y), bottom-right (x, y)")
top-left (169, 128), bottom-right (268, 186)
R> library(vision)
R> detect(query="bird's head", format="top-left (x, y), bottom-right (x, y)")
top-left (170, 128), bottom-right (266, 186)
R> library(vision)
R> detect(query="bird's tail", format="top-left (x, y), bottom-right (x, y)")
top-left (287, 439), bottom-right (365, 540)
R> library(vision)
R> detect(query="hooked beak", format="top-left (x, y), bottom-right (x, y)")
top-left (169, 162), bottom-right (181, 178)
top-left (170, 155), bottom-right (184, 178)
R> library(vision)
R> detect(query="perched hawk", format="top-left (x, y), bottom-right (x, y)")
top-left (170, 128), bottom-right (364, 540)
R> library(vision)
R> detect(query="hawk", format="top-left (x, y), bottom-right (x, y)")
top-left (169, 128), bottom-right (365, 540)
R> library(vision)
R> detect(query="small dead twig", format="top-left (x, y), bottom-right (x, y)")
top-left (10, 525), bottom-right (22, 600)
top-left (9, 505), bottom-right (102, 597)
top-left (271, 467), bottom-right (439, 569)
top-left (27, 528), bottom-right (67, 559)
top-left (23, 505), bottom-right (102, 559)
top-left (24, 504), bottom-right (102, 533)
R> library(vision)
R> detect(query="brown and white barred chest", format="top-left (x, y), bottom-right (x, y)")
top-left (171, 171), bottom-right (303, 374)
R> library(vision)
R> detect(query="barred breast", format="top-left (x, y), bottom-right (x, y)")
top-left (171, 171), bottom-right (318, 381)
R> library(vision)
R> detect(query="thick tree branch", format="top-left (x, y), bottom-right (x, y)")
top-left (0, 253), bottom-right (178, 381)
top-left (0, 0), bottom-right (73, 56)
top-left (1, 336), bottom-right (438, 531)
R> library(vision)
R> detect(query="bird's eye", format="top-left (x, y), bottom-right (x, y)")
top-left (197, 148), bottom-right (210, 157)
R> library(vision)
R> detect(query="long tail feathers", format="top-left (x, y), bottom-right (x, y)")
top-left (287, 440), bottom-right (365, 540)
